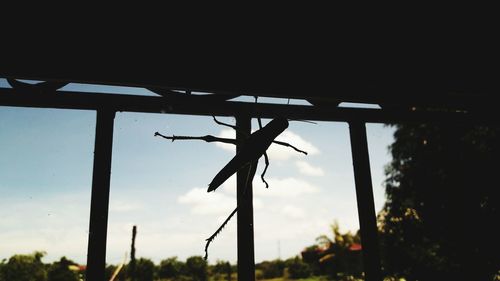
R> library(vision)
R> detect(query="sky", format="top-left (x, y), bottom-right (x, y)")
top-left (0, 79), bottom-right (395, 266)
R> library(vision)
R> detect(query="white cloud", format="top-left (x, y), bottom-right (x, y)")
top-left (215, 129), bottom-right (236, 152)
top-left (281, 205), bottom-right (306, 219)
top-left (253, 177), bottom-right (319, 197)
top-left (270, 131), bottom-right (319, 160)
top-left (178, 188), bottom-right (235, 215)
top-left (220, 175), bottom-right (237, 195)
top-left (215, 129), bottom-right (319, 161)
top-left (295, 160), bottom-right (325, 176)
top-left (222, 176), bottom-right (319, 198)
top-left (222, 176), bottom-right (320, 198)
top-left (253, 197), bottom-right (264, 210)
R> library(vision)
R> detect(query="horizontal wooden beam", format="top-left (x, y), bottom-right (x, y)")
top-left (0, 88), bottom-right (494, 124)
top-left (2, 59), bottom-right (498, 106)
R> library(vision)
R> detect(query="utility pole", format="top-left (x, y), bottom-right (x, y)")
top-left (130, 225), bottom-right (137, 281)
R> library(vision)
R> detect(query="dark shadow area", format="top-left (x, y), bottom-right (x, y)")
top-left (378, 123), bottom-right (500, 280)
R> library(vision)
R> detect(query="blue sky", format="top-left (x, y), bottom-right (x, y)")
top-left (0, 79), bottom-right (394, 265)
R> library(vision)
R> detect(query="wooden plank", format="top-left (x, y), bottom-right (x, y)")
top-left (348, 121), bottom-right (382, 281)
top-left (86, 110), bottom-right (115, 281)
top-left (0, 89), bottom-right (493, 124)
top-left (236, 116), bottom-right (255, 281)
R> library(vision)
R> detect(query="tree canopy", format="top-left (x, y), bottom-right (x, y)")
top-left (0, 251), bottom-right (47, 281)
top-left (47, 257), bottom-right (79, 281)
top-left (379, 123), bottom-right (500, 280)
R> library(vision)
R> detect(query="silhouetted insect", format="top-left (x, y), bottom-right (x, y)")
top-left (208, 117), bottom-right (289, 192)
top-left (154, 96), bottom-right (308, 259)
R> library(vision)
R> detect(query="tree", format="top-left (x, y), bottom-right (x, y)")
top-left (300, 245), bottom-right (322, 275)
top-left (106, 263), bottom-right (126, 281)
top-left (105, 264), bottom-right (118, 281)
top-left (285, 256), bottom-right (311, 279)
top-left (133, 258), bottom-right (155, 281)
top-left (255, 259), bottom-right (285, 279)
top-left (185, 256), bottom-right (207, 281)
top-left (380, 123), bottom-right (500, 280)
top-left (0, 258), bottom-right (6, 281)
top-left (0, 251), bottom-right (48, 281)
top-left (304, 222), bottom-right (362, 278)
top-left (157, 257), bottom-right (186, 279)
top-left (211, 260), bottom-right (231, 281)
top-left (47, 257), bottom-right (79, 281)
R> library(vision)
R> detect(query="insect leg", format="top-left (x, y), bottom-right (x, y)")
top-left (261, 153), bottom-right (270, 188)
top-left (204, 206), bottom-right (238, 260)
top-left (253, 96), bottom-right (270, 188)
top-left (212, 116), bottom-right (238, 131)
top-left (204, 160), bottom-right (258, 259)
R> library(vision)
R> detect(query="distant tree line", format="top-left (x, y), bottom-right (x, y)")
top-left (0, 251), bottom-right (83, 281)
top-left (0, 252), bottom-right (212, 281)
top-left (0, 222), bottom-right (362, 281)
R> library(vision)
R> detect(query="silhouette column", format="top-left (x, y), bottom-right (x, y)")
top-left (349, 121), bottom-right (382, 281)
top-left (236, 115), bottom-right (255, 281)
top-left (86, 109), bottom-right (115, 281)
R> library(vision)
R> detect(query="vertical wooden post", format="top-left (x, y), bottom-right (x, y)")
top-left (348, 121), bottom-right (382, 281)
top-left (130, 225), bottom-right (137, 281)
top-left (86, 109), bottom-right (115, 281)
top-left (236, 116), bottom-right (255, 281)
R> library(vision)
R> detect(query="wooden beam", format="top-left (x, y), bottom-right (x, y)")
top-left (86, 109), bottom-right (115, 281)
top-left (2, 64), bottom-right (498, 106)
top-left (349, 121), bottom-right (382, 281)
top-left (236, 116), bottom-right (255, 281)
top-left (0, 88), bottom-right (494, 124)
